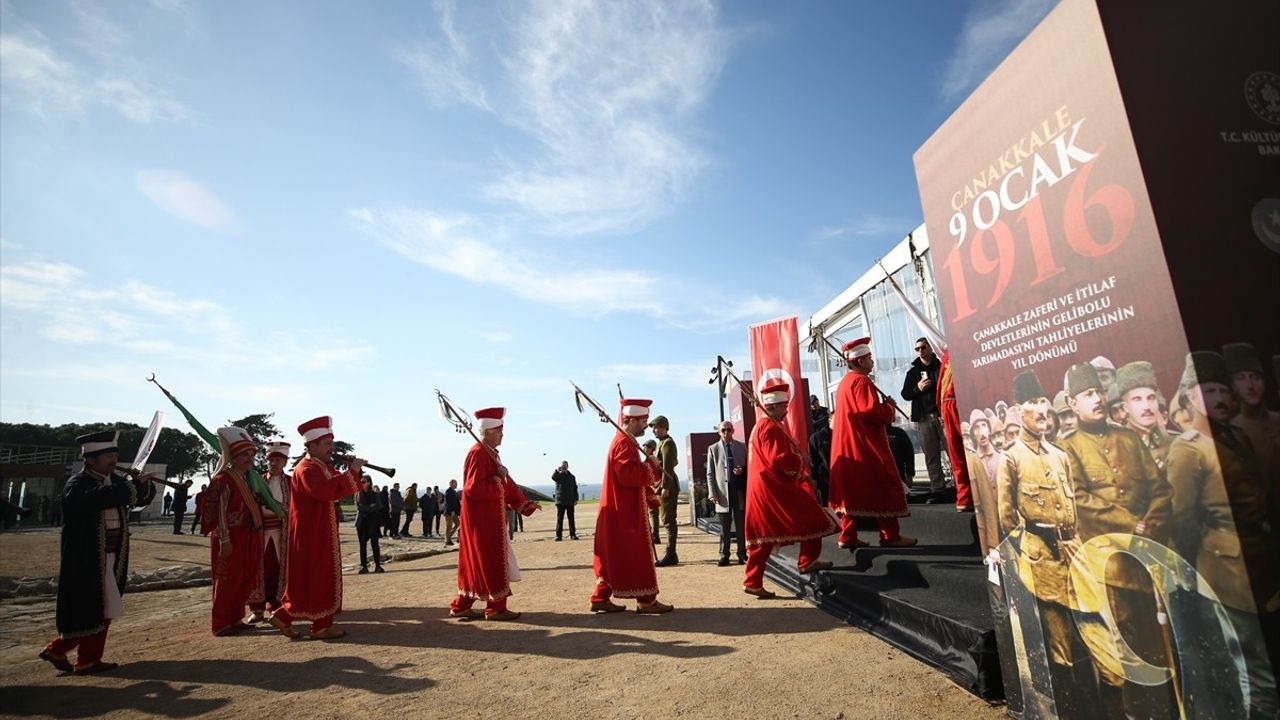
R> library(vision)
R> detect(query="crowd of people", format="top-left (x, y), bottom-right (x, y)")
top-left (33, 334), bottom-right (1277, 720)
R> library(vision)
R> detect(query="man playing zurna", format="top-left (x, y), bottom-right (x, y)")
top-left (742, 381), bottom-right (838, 599)
top-left (40, 431), bottom-right (156, 675)
top-left (591, 398), bottom-right (673, 614)
top-left (248, 440), bottom-right (291, 623)
top-left (204, 426), bottom-right (264, 636)
top-left (269, 416), bottom-right (364, 640)
top-left (828, 337), bottom-right (916, 549)
top-left (449, 407), bottom-right (540, 622)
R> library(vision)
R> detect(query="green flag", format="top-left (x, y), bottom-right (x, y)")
top-left (150, 379), bottom-right (287, 517)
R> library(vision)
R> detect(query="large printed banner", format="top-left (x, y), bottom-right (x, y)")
top-left (748, 316), bottom-right (807, 448)
top-left (914, 1), bottom-right (1279, 718)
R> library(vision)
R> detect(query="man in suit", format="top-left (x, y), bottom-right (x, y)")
top-left (706, 420), bottom-right (748, 566)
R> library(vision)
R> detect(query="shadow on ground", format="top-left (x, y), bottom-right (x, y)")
top-left (338, 606), bottom-right (737, 660)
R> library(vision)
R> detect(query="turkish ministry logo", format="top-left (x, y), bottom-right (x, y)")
top-left (1252, 198), bottom-right (1280, 254)
top-left (1244, 71), bottom-right (1280, 125)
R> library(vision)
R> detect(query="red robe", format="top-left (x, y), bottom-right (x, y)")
top-left (455, 443), bottom-right (534, 601)
top-left (829, 369), bottom-right (909, 518)
top-left (745, 416), bottom-right (838, 546)
top-left (593, 431), bottom-right (660, 598)
top-left (937, 350), bottom-right (973, 508)
top-left (203, 469), bottom-right (263, 634)
top-left (279, 456), bottom-right (361, 621)
top-left (250, 471), bottom-right (290, 612)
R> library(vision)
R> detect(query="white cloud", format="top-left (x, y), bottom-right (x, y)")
top-left (351, 206), bottom-right (793, 332)
top-left (0, 6), bottom-right (190, 123)
top-left (137, 170), bottom-right (238, 232)
top-left (398, 0), bottom-right (491, 111)
top-left (0, 259), bottom-right (372, 371)
top-left (816, 215), bottom-right (912, 240)
top-left (400, 0), bottom-right (731, 236)
top-left (0, 32), bottom-right (87, 117)
top-left (940, 0), bottom-right (1056, 103)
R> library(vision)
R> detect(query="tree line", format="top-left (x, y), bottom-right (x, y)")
top-left (0, 413), bottom-right (353, 480)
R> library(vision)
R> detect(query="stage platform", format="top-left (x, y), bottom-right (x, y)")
top-left (696, 496), bottom-right (1004, 702)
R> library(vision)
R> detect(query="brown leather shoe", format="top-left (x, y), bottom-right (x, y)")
top-left (39, 650), bottom-right (73, 673)
top-left (74, 661), bottom-right (118, 675)
top-left (880, 536), bottom-right (918, 548)
top-left (309, 627), bottom-right (346, 640)
top-left (798, 560), bottom-right (833, 574)
top-left (448, 608), bottom-right (483, 620)
top-left (590, 600), bottom-right (626, 613)
top-left (742, 586), bottom-right (777, 599)
top-left (484, 610), bottom-right (522, 622)
top-left (268, 615), bottom-right (300, 639)
top-left (246, 612), bottom-right (266, 624)
top-left (837, 538), bottom-right (869, 550)
top-left (636, 600), bottom-right (673, 614)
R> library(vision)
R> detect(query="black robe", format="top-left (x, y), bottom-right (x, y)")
top-left (55, 469), bottom-right (156, 639)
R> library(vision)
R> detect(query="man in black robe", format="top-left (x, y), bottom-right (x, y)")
top-left (40, 430), bottom-right (156, 675)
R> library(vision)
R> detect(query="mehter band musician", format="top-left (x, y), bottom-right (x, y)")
top-left (204, 426), bottom-right (264, 636)
top-left (742, 381), bottom-right (837, 599)
top-left (40, 431), bottom-right (156, 675)
top-left (449, 407), bottom-right (540, 622)
top-left (591, 398), bottom-right (672, 614)
top-left (828, 337), bottom-right (916, 549)
top-left (248, 440), bottom-right (291, 623)
top-left (269, 416), bottom-right (364, 640)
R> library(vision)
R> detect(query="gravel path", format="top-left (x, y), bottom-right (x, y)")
top-left (0, 507), bottom-right (1006, 719)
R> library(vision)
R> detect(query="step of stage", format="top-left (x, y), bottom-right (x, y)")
top-left (697, 503), bottom-right (1003, 701)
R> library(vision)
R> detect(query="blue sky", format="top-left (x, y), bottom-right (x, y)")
top-left (0, 0), bottom-right (1055, 489)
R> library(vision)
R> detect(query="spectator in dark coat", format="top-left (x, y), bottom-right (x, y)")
top-left (355, 476), bottom-right (385, 573)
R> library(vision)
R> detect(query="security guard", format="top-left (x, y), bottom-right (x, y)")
top-left (1060, 362), bottom-right (1173, 715)
top-left (648, 415), bottom-right (680, 567)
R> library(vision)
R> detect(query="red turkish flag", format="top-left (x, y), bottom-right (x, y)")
top-left (748, 316), bottom-right (808, 449)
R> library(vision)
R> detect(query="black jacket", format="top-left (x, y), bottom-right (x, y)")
top-left (901, 355), bottom-right (941, 421)
top-left (552, 469), bottom-right (578, 506)
top-left (56, 469), bottom-right (156, 639)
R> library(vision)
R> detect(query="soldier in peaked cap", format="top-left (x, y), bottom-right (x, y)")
top-left (1059, 363), bottom-right (1174, 715)
top-left (996, 370), bottom-right (1099, 710)
top-left (1167, 351), bottom-right (1279, 716)
top-left (648, 414), bottom-right (681, 567)
top-left (40, 431), bottom-right (156, 675)
top-left (1115, 361), bottom-right (1176, 474)
top-left (1224, 342), bottom-right (1280, 475)
top-left (203, 427), bottom-right (264, 636)
top-left (248, 440), bottom-right (292, 623)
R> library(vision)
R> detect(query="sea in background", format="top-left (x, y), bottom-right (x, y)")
top-left (526, 483), bottom-right (602, 501)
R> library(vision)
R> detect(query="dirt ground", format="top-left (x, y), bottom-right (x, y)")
top-left (0, 508), bottom-right (1006, 720)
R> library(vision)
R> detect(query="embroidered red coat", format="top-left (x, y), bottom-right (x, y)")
top-left (203, 469), bottom-right (263, 633)
top-left (593, 432), bottom-right (660, 598)
top-left (745, 415), bottom-right (838, 546)
top-left (455, 443), bottom-right (535, 601)
top-left (279, 456), bottom-right (361, 620)
top-left (829, 369), bottom-right (909, 518)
